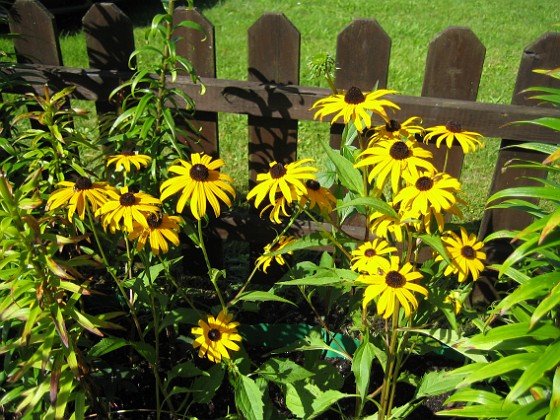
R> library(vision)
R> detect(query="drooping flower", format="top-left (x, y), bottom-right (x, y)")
top-left (369, 203), bottom-right (406, 243)
top-left (359, 255), bottom-right (428, 319)
top-left (368, 116), bottom-right (424, 145)
top-left (423, 121), bottom-right (483, 153)
top-left (255, 235), bottom-right (297, 273)
top-left (97, 186), bottom-right (161, 232)
top-left (128, 211), bottom-right (182, 255)
top-left (247, 159), bottom-right (317, 209)
top-left (260, 194), bottom-right (293, 224)
top-left (47, 176), bottom-right (113, 222)
top-left (107, 151), bottom-right (152, 172)
top-left (191, 310), bottom-right (242, 363)
top-left (437, 227), bottom-right (486, 283)
top-left (351, 239), bottom-right (398, 274)
top-left (444, 291), bottom-right (464, 314)
top-left (311, 87), bottom-right (400, 132)
top-left (355, 138), bottom-right (435, 193)
top-left (160, 153), bottom-right (235, 220)
top-left (299, 179), bottom-right (337, 215)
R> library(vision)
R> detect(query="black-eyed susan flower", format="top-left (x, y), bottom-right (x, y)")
top-left (436, 228), bottom-right (486, 283)
top-left (107, 151), bottom-right (152, 172)
top-left (369, 203), bottom-right (406, 243)
top-left (255, 235), bottom-right (297, 273)
top-left (368, 116), bottom-right (424, 145)
top-left (160, 153), bottom-right (235, 220)
top-left (247, 159), bottom-right (317, 209)
top-left (191, 310), bottom-right (242, 363)
top-left (311, 87), bottom-right (400, 132)
top-left (300, 179), bottom-right (337, 215)
top-left (359, 255), bottom-right (428, 319)
top-left (355, 138), bottom-right (435, 193)
top-left (97, 186), bottom-right (161, 233)
top-left (260, 194), bottom-right (293, 224)
top-left (128, 211), bottom-right (182, 256)
top-left (444, 291), bottom-right (464, 314)
top-left (351, 239), bottom-right (398, 274)
top-left (47, 176), bottom-right (113, 221)
top-left (394, 171), bottom-right (463, 218)
top-left (423, 121), bottom-right (483, 153)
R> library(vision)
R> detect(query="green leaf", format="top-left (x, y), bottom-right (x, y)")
top-left (458, 353), bottom-right (538, 386)
top-left (235, 375), bottom-right (264, 420)
top-left (418, 234), bottom-right (451, 264)
top-left (487, 186), bottom-right (560, 204)
top-left (550, 366), bottom-right (560, 418)
top-left (531, 282), bottom-right (560, 327)
top-left (512, 117), bottom-right (560, 132)
top-left (497, 272), bottom-right (559, 312)
top-left (507, 399), bottom-right (550, 420)
top-left (285, 381), bottom-right (349, 419)
top-left (191, 364), bottom-right (224, 404)
top-left (334, 196), bottom-right (397, 218)
top-left (235, 291), bottom-right (296, 306)
top-left (257, 358), bottom-right (314, 384)
top-left (416, 370), bottom-right (467, 398)
top-left (351, 338), bottom-right (376, 403)
top-left (320, 140), bottom-right (363, 194)
top-left (462, 322), bottom-right (560, 351)
top-left (278, 267), bottom-right (357, 287)
top-left (130, 341), bottom-right (157, 365)
top-left (88, 337), bottom-right (129, 358)
top-left (408, 328), bottom-right (487, 362)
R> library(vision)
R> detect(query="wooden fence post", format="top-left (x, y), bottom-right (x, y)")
top-left (247, 13), bottom-right (300, 189)
top-left (479, 32), bottom-right (560, 241)
top-left (83, 2), bottom-right (135, 116)
top-left (421, 26), bottom-right (485, 180)
top-left (173, 7), bottom-right (219, 157)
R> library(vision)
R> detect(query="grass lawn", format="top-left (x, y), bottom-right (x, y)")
top-left (2, 0), bottom-right (559, 224)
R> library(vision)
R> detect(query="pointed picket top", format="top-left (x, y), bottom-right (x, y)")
top-left (83, 2), bottom-right (135, 71)
top-left (9, 0), bottom-right (62, 65)
top-left (335, 18), bottom-right (391, 91)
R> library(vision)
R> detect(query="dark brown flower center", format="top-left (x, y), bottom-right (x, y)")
top-left (415, 176), bottom-right (434, 191)
top-left (445, 121), bottom-right (462, 133)
top-left (344, 86), bottom-right (365, 104)
top-left (364, 249), bottom-right (377, 257)
top-left (74, 176), bottom-right (92, 191)
top-left (386, 119), bottom-right (401, 132)
top-left (386, 271), bottom-right (406, 288)
top-left (461, 246), bottom-right (476, 259)
top-left (190, 164), bottom-right (209, 181)
top-left (120, 192), bottom-right (136, 206)
top-left (147, 212), bottom-right (163, 228)
top-left (208, 328), bottom-right (221, 341)
top-left (306, 179), bottom-right (320, 191)
top-left (270, 163), bottom-right (287, 179)
top-left (389, 141), bottom-right (410, 160)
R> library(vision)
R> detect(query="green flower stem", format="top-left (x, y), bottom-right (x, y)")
top-left (302, 208), bottom-right (352, 261)
top-left (378, 303), bottom-right (401, 419)
top-left (196, 219), bottom-right (227, 311)
top-left (157, 255), bottom-right (202, 317)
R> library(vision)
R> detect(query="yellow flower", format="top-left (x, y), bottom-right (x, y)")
top-left (299, 179), bottom-right (337, 215)
top-left (160, 153), bottom-right (235, 220)
top-left (260, 194), bottom-right (293, 224)
top-left (255, 235), bottom-right (297, 273)
top-left (437, 228), bottom-right (486, 283)
top-left (355, 138), bottom-right (435, 193)
top-left (97, 186), bottom-right (161, 232)
top-left (423, 121), bottom-right (483, 153)
top-left (444, 291), bottom-right (464, 314)
top-left (47, 177), bottom-right (112, 222)
top-left (191, 310), bottom-right (242, 363)
top-left (359, 255), bottom-right (428, 318)
top-left (369, 203), bottom-right (406, 243)
top-left (368, 116), bottom-right (424, 145)
top-left (247, 159), bottom-right (317, 209)
top-left (107, 152), bottom-right (152, 172)
top-left (351, 239), bottom-right (398, 274)
top-left (128, 211), bottom-right (182, 256)
top-left (311, 87), bottom-right (400, 132)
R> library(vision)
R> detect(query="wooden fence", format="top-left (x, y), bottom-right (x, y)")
top-left (4, 0), bottom-right (560, 260)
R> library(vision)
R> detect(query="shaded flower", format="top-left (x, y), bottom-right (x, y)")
top-left (369, 203), bottom-right (406, 243)
top-left (97, 186), bottom-right (161, 232)
top-left (355, 138), bottom-right (435, 193)
top-left (351, 239), bottom-right (398, 274)
top-left (255, 235), bottom-right (297, 273)
top-left (423, 121), bottom-right (483, 153)
top-left (444, 291), bottom-right (464, 314)
top-left (47, 176), bottom-right (113, 222)
top-left (247, 159), bottom-right (317, 209)
top-left (191, 310), bottom-right (242, 363)
top-left (128, 211), bottom-right (182, 255)
top-left (160, 153), bottom-right (235, 220)
top-left (107, 151), bottom-right (152, 172)
top-left (437, 227), bottom-right (486, 283)
top-left (368, 116), bottom-right (424, 145)
top-left (359, 255), bottom-right (428, 318)
top-left (311, 87), bottom-right (400, 132)
top-left (260, 194), bottom-right (293, 224)
top-left (300, 179), bottom-right (336, 215)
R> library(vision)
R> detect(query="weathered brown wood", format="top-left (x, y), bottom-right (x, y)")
top-left (3, 65), bottom-right (560, 144)
top-left (331, 19), bottom-right (391, 149)
top-left (83, 2), bottom-right (135, 115)
top-left (421, 27), bottom-right (485, 179)
top-left (247, 13), bottom-right (300, 188)
top-left (9, 0), bottom-right (62, 66)
top-left (480, 32), bottom-right (560, 238)
top-left (173, 7), bottom-right (219, 157)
